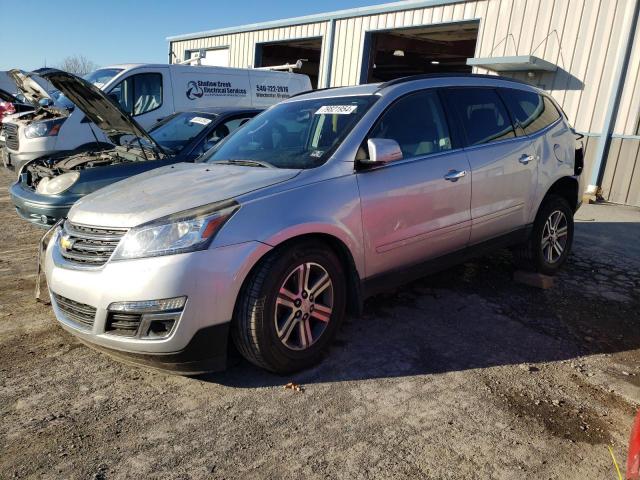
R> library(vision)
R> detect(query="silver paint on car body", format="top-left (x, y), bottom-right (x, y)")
top-left (45, 75), bottom-right (580, 363)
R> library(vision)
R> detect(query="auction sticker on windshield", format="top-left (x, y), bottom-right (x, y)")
top-left (315, 105), bottom-right (357, 115)
top-left (189, 117), bottom-right (212, 126)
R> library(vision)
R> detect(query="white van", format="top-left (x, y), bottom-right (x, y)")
top-left (4, 64), bottom-right (311, 169)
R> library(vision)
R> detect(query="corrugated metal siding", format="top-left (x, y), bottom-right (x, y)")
top-left (169, 0), bottom-right (640, 205)
top-left (171, 21), bottom-right (331, 84)
top-left (467, 0), bottom-right (637, 135)
top-left (601, 138), bottom-right (640, 206)
top-left (169, 1), bottom-right (637, 133)
top-left (614, 14), bottom-right (640, 135)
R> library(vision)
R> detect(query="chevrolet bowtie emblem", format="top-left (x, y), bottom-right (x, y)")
top-left (60, 234), bottom-right (74, 251)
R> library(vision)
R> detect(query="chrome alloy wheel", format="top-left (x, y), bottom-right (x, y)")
top-left (274, 262), bottom-right (334, 351)
top-left (541, 210), bottom-right (568, 264)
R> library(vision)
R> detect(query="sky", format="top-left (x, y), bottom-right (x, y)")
top-left (0, 0), bottom-right (390, 71)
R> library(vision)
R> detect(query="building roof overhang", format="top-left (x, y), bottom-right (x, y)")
top-left (466, 55), bottom-right (558, 72)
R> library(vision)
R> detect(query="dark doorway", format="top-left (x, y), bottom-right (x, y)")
top-left (255, 37), bottom-right (322, 89)
top-left (362, 22), bottom-right (479, 83)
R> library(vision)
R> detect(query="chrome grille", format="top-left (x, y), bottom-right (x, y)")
top-left (52, 293), bottom-right (96, 329)
top-left (4, 123), bottom-right (18, 150)
top-left (60, 221), bottom-right (128, 266)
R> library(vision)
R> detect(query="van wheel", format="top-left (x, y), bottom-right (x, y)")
top-left (232, 241), bottom-right (346, 374)
top-left (512, 194), bottom-right (574, 275)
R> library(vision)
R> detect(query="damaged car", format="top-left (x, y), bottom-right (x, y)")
top-left (0, 88), bottom-right (36, 167)
top-left (3, 68), bottom-right (126, 170)
top-left (10, 69), bottom-right (259, 227)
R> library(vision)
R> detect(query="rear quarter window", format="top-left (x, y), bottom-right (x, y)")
top-left (443, 88), bottom-right (515, 147)
top-left (500, 89), bottom-right (561, 135)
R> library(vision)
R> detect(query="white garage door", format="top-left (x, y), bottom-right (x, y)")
top-left (201, 48), bottom-right (230, 67)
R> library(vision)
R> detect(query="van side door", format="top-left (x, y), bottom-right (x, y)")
top-left (107, 67), bottom-right (173, 129)
top-left (442, 87), bottom-right (536, 245)
top-left (356, 89), bottom-right (472, 278)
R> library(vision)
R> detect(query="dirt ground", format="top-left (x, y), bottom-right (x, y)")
top-left (1, 167), bottom-right (640, 480)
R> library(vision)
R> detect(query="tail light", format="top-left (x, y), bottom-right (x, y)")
top-left (627, 410), bottom-right (640, 479)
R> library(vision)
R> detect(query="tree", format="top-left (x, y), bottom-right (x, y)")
top-left (55, 55), bottom-right (98, 76)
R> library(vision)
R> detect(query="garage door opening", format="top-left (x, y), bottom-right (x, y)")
top-left (361, 22), bottom-right (479, 83)
top-left (255, 37), bottom-right (322, 88)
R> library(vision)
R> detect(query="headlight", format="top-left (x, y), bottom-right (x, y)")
top-left (111, 200), bottom-right (239, 260)
top-left (36, 172), bottom-right (79, 195)
top-left (24, 118), bottom-right (65, 139)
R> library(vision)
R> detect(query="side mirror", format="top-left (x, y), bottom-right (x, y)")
top-left (360, 138), bottom-right (403, 167)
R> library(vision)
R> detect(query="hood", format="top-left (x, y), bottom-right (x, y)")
top-left (68, 162), bottom-right (301, 228)
top-left (0, 88), bottom-right (20, 104)
top-left (38, 68), bottom-right (163, 152)
top-left (8, 70), bottom-right (51, 106)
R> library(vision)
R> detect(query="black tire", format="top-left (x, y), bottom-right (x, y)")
top-left (512, 194), bottom-right (574, 275)
top-left (231, 241), bottom-right (347, 374)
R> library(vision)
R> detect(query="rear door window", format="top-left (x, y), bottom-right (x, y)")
top-left (444, 88), bottom-right (515, 146)
top-left (500, 89), bottom-right (561, 135)
top-left (369, 90), bottom-right (452, 159)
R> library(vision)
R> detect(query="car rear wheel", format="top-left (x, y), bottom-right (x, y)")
top-left (232, 241), bottom-right (346, 374)
top-left (512, 194), bottom-right (574, 275)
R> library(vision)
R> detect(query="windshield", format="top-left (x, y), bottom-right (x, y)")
top-left (202, 95), bottom-right (378, 169)
top-left (84, 68), bottom-right (124, 89)
top-left (145, 112), bottom-right (218, 153)
top-left (56, 68), bottom-right (124, 109)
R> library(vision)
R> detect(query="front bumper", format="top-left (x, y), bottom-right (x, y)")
top-left (9, 181), bottom-right (78, 227)
top-left (6, 136), bottom-right (58, 170)
top-left (44, 230), bottom-right (272, 373)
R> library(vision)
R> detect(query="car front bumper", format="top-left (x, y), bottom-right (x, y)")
top-left (44, 229), bottom-right (272, 374)
top-left (6, 136), bottom-right (58, 170)
top-left (9, 181), bottom-right (78, 227)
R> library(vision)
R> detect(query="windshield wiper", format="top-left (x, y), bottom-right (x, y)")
top-left (214, 159), bottom-right (275, 168)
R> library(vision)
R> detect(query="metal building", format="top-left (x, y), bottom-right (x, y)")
top-left (167, 0), bottom-right (640, 206)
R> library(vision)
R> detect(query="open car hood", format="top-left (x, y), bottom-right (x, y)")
top-left (8, 70), bottom-right (51, 106)
top-left (0, 88), bottom-right (20, 104)
top-left (38, 68), bottom-right (163, 152)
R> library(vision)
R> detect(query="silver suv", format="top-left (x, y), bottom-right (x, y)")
top-left (44, 75), bottom-right (584, 374)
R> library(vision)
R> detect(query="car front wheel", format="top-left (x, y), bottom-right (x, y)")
top-left (232, 241), bottom-right (346, 374)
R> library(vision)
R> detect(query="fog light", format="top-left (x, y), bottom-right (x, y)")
top-left (108, 296), bottom-right (186, 313)
top-left (138, 312), bottom-right (181, 340)
top-left (146, 318), bottom-right (176, 339)
top-left (106, 297), bottom-right (186, 340)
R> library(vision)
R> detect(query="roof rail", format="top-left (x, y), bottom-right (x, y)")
top-left (377, 73), bottom-right (532, 91)
top-left (288, 86), bottom-right (340, 99)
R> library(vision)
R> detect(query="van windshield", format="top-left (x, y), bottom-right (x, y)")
top-left (84, 68), bottom-right (124, 89)
top-left (55, 68), bottom-right (124, 109)
top-left (202, 95), bottom-right (377, 169)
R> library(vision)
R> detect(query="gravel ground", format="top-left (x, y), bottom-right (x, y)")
top-left (1, 167), bottom-right (640, 480)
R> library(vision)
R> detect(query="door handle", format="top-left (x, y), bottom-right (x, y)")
top-left (519, 154), bottom-right (535, 165)
top-left (444, 169), bottom-right (467, 182)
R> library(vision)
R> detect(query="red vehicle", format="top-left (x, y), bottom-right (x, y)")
top-left (0, 88), bottom-right (33, 119)
top-left (0, 100), bottom-right (16, 117)
top-left (627, 410), bottom-right (640, 479)
top-left (1, 89), bottom-right (34, 167)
